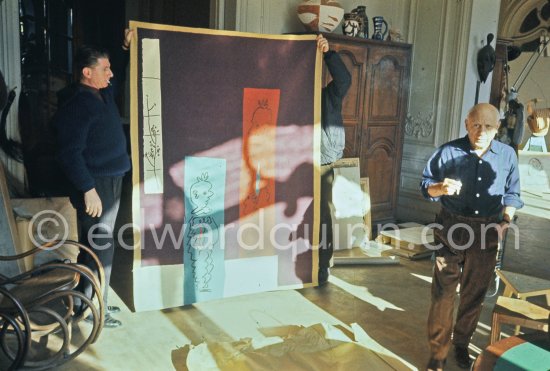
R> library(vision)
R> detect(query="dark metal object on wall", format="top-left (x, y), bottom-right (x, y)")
top-left (478, 33), bottom-right (496, 83)
top-left (475, 33), bottom-right (496, 104)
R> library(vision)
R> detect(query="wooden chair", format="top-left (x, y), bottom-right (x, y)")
top-left (490, 296), bottom-right (549, 345)
top-left (495, 269), bottom-right (550, 336)
top-left (474, 332), bottom-right (550, 370)
top-left (487, 213), bottom-right (550, 339)
top-left (0, 240), bottom-right (105, 370)
top-left (496, 269), bottom-right (550, 306)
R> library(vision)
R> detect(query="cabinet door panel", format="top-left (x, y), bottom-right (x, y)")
top-left (368, 52), bottom-right (409, 121)
top-left (343, 125), bottom-right (358, 158)
top-left (324, 41), bottom-right (368, 157)
top-left (337, 48), bottom-right (367, 123)
top-left (362, 125), bottom-right (400, 221)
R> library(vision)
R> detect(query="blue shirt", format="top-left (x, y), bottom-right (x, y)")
top-left (420, 136), bottom-right (523, 217)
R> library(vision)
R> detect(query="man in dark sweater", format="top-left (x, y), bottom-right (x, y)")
top-left (53, 29), bottom-right (133, 328)
top-left (317, 35), bottom-right (351, 285)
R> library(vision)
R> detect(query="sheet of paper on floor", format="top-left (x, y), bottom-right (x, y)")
top-left (179, 323), bottom-right (413, 371)
top-left (170, 290), bottom-right (416, 370)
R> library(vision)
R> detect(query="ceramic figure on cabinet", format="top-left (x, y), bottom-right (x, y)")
top-left (372, 16), bottom-right (388, 40)
top-left (297, 0), bottom-right (344, 33)
top-left (354, 5), bottom-right (369, 38)
top-left (342, 12), bottom-right (360, 37)
top-left (388, 28), bottom-right (403, 42)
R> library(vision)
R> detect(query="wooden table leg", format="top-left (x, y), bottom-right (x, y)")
top-left (491, 312), bottom-right (501, 345)
top-left (502, 285), bottom-right (514, 298)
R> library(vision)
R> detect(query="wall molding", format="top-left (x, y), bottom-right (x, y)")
top-left (405, 110), bottom-right (434, 138)
top-left (210, 0), bottom-right (225, 29)
top-left (446, 0), bottom-right (472, 143)
top-left (499, 0), bottom-right (550, 46)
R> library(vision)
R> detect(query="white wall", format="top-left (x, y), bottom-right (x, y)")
top-left (458, 0), bottom-right (501, 138)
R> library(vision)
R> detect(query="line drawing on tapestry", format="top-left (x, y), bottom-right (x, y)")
top-left (186, 172), bottom-right (220, 292)
top-left (183, 156), bottom-right (226, 303)
top-left (241, 91), bottom-right (280, 217)
top-left (244, 101), bottom-right (273, 213)
top-left (141, 38), bottom-right (164, 194)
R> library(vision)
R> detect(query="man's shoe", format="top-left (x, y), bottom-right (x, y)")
top-left (454, 345), bottom-right (471, 369)
top-left (107, 305), bottom-right (121, 314)
top-left (84, 314), bottom-right (122, 328)
top-left (318, 268), bottom-right (330, 286)
top-left (103, 314), bottom-right (122, 328)
top-left (426, 358), bottom-right (445, 371)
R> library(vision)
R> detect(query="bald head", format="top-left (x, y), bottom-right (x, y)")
top-left (465, 103), bottom-right (500, 151)
top-left (466, 103), bottom-right (500, 122)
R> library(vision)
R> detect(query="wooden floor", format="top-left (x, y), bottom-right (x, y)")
top-left (6, 210), bottom-right (549, 370)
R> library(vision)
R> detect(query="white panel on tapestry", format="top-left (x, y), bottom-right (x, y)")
top-left (142, 38), bottom-right (164, 194)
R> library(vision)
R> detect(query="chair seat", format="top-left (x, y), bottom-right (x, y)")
top-left (490, 296), bottom-right (549, 344)
top-left (496, 269), bottom-right (550, 305)
top-left (0, 269), bottom-right (78, 310)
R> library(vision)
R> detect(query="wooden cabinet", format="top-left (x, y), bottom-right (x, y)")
top-left (323, 33), bottom-right (412, 224)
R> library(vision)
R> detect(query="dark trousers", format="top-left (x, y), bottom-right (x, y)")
top-left (427, 208), bottom-right (500, 361)
top-left (319, 164), bottom-right (334, 270)
top-left (77, 176), bottom-right (123, 307)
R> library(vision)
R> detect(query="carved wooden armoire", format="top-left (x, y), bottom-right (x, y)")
top-left (323, 33), bottom-right (412, 225)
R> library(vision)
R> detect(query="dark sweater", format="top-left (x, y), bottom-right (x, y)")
top-left (321, 51), bottom-right (352, 165)
top-left (53, 48), bottom-right (130, 193)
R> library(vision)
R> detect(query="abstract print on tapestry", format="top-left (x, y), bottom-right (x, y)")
top-left (131, 21), bottom-right (321, 309)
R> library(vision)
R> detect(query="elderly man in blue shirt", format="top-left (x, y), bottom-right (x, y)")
top-left (420, 103), bottom-right (523, 371)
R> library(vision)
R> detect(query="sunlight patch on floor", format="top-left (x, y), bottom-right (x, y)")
top-left (191, 290), bottom-right (342, 341)
top-left (410, 273), bottom-right (432, 283)
top-left (328, 275), bottom-right (404, 311)
top-left (182, 290), bottom-right (416, 370)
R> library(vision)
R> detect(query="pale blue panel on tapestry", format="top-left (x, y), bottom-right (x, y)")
top-left (183, 156), bottom-right (226, 304)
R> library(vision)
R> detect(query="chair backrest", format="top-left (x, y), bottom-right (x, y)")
top-left (11, 197), bottom-right (79, 269)
top-left (0, 160), bottom-right (21, 276)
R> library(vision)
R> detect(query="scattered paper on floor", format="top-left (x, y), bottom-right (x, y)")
top-left (172, 323), bottom-right (413, 370)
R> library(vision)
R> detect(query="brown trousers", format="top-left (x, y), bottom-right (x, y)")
top-left (427, 208), bottom-right (501, 361)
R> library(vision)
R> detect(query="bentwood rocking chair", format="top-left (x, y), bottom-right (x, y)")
top-left (0, 240), bottom-right (105, 370)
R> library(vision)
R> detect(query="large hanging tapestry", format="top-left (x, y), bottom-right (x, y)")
top-left (128, 21), bottom-right (321, 311)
